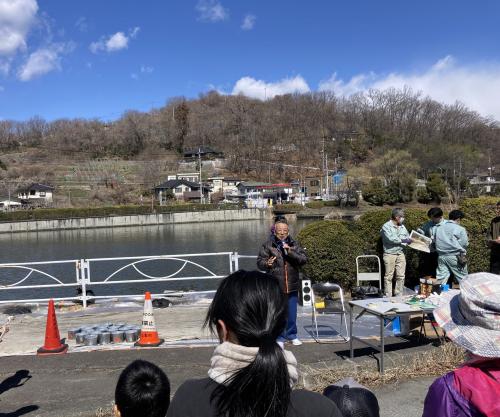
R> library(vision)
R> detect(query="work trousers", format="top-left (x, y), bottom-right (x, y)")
top-left (278, 291), bottom-right (298, 341)
top-left (383, 253), bottom-right (406, 297)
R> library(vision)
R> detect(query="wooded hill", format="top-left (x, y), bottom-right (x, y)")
top-left (1, 87), bottom-right (499, 198)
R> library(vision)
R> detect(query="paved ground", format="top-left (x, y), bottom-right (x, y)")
top-left (0, 339), bottom-right (436, 417)
top-left (0, 301), bottom-right (438, 416)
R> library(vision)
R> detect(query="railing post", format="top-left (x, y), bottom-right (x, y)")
top-left (233, 252), bottom-right (239, 272)
top-left (229, 253), bottom-right (234, 274)
top-left (80, 259), bottom-right (89, 308)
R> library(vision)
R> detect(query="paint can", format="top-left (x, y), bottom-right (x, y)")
top-left (99, 331), bottom-right (111, 344)
top-left (84, 333), bottom-right (99, 346)
top-left (75, 332), bottom-right (86, 344)
top-left (111, 331), bottom-right (124, 343)
top-left (124, 329), bottom-right (138, 343)
top-left (67, 328), bottom-right (81, 340)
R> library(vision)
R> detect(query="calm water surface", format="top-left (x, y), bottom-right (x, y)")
top-left (0, 219), bottom-right (312, 301)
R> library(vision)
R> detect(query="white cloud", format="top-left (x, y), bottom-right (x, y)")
top-left (0, 0), bottom-right (38, 56)
top-left (232, 75), bottom-right (310, 100)
top-left (0, 58), bottom-right (11, 75)
top-left (140, 65), bottom-right (153, 74)
top-left (129, 26), bottom-right (140, 38)
top-left (196, 0), bottom-right (228, 22)
top-left (75, 16), bottom-right (88, 32)
top-left (241, 14), bottom-right (256, 30)
top-left (319, 55), bottom-right (500, 121)
top-left (89, 27), bottom-right (140, 53)
top-left (17, 42), bottom-right (73, 81)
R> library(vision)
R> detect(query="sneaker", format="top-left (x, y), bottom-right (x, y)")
top-left (277, 341), bottom-right (285, 349)
top-left (291, 338), bottom-right (302, 346)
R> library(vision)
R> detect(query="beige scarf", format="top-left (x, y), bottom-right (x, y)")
top-left (208, 341), bottom-right (299, 387)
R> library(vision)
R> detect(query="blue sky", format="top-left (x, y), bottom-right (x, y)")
top-left (1, 0), bottom-right (500, 121)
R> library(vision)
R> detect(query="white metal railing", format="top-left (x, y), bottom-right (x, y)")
top-left (0, 252), bottom-right (257, 308)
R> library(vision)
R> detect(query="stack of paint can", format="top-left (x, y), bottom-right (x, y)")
top-left (70, 322), bottom-right (140, 346)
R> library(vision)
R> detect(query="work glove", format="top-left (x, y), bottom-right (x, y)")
top-left (402, 238), bottom-right (412, 244)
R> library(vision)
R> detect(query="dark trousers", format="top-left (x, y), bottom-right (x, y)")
top-left (279, 291), bottom-right (298, 341)
top-left (491, 251), bottom-right (500, 275)
top-left (419, 251), bottom-right (439, 277)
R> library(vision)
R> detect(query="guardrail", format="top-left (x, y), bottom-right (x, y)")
top-left (0, 252), bottom-right (257, 308)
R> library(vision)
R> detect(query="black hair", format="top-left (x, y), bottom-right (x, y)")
top-left (497, 201), bottom-right (500, 206)
top-left (427, 207), bottom-right (443, 218)
top-left (449, 209), bottom-right (465, 221)
top-left (274, 215), bottom-right (288, 224)
top-left (204, 270), bottom-right (289, 417)
top-left (115, 359), bottom-right (170, 417)
top-left (323, 385), bottom-right (380, 417)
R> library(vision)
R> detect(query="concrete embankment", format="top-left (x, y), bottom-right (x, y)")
top-left (0, 208), bottom-right (268, 234)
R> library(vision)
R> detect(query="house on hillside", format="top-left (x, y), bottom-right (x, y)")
top-left (183, 146), bottom-right (224, 160)
top-left (468, 172), bottom-right (499, 194)
top-left (154, 179), bottom-right (210, 204)
top-left (167, 172), bottom-right (200, 183)
top-left (207, 177), bottom-right (241, 196)
top-left (17, 183), bottom-right (54, 206)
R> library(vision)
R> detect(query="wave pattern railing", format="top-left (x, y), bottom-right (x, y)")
top-left (0, 252), bottom-right (256, 307)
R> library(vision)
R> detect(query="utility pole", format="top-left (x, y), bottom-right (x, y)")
top-left (198, 147), bottom-right (203, 204)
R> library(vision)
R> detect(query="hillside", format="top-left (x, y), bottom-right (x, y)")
top-left (0, 87), bottom-right (499, 206)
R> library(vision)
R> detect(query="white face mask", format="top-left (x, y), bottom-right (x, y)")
top-left (399, 217), bottom-right (405, 224)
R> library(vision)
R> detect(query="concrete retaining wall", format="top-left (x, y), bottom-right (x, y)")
top-left (0, 209), bottom-right (268, 234)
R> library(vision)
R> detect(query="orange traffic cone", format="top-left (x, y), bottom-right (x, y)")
top-left (135, 292), bottom-right (164, 347)
top-left (37, 299), bottom-right (68, 355)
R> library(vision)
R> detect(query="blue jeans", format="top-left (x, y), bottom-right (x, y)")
top-left (278, 291), bottom-right (298, 341)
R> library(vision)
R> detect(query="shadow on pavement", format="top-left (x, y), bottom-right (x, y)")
top-left (0, 370), bottom-right (39, 417)
top-left (0, 405), bottom-right (40, 417)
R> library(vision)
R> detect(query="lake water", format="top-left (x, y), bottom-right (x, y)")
top-left (0, 219), bottom-right (313, 302)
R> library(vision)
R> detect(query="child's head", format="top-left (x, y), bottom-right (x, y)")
top-left (323, 381), bottom-right (380, 417)
top-left (115, 360), bottom-right (170, 417)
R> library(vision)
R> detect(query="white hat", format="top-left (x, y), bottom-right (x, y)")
top-left (434, 272), bottom-right (500, 357)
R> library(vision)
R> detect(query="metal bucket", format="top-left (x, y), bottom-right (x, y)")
top-left (111, 331), bottom-right (124, 343)
top-left (67, 328), bottom-right (81, 340)
top-left (84, 333), bottom-right (99, 346)
top-left (75, 332), bottom-right (86, 344)
top-left (124, 329), bottom-right (138, 343)
top-left (98, 331), bottom-right (111, 344)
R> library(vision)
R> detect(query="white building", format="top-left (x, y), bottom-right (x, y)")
top-left (0, 197), bottom-right (22, 211)
top-left (17, 183), bottom-right (54, 204)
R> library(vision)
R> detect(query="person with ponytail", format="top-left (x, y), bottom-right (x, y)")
top-left (166, 270), bottom-right (341, 417)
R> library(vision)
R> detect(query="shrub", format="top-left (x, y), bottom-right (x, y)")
top-left (0, 203), bottom-right (242, 222)
top-left (297, 200), bottom-right (495, 291)
top-left (273, 203), bottom-right (304, 213)
top-left (297, 220), bottom-right (365, 289)
top-left (305, 201), bottom-right (325, 209)
top-left (459, 197), bottom-right (498, 273)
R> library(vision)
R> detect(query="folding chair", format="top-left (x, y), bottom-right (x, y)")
top-left (311, 282), bottom-right (349, 343)
top-left (355, 255), bottom-right (382, 289)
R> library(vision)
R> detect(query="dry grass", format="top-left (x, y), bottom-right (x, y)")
top-left (94, 407), bottom-right (114, 417)
top-left (303, 342), bottom-right (466, 391)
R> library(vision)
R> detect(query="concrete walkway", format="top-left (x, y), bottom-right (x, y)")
top-left (0, 341), bottom-right (434, 417)
top-left (0, 302), bottom-right (437, 416)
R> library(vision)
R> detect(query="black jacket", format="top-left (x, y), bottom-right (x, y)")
top-left (166, 378), bottom-right (342, 417)
top-left (257, 235), bottom-right (307, 293)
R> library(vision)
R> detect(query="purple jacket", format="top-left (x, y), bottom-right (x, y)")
top-left (422, 359), bottom-right (500, 417)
